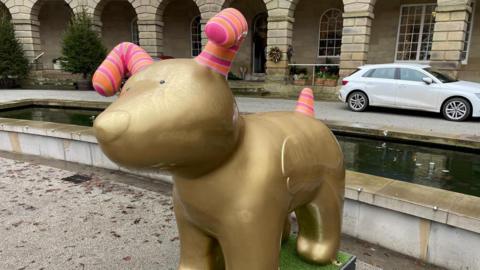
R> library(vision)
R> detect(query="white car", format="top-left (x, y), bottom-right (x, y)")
top-left (339, 63), bottom-right (480, 121)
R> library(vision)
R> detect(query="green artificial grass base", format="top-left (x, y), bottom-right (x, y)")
top-left (280, 237), bottom-right (353, 270)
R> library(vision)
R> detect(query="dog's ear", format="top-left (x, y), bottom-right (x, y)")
top-left (195, 8), bottom-right (248, 76)
top-left (92, 42), bottom-right (154, 96)
top-left (204, 8), bottom-right (248, 49)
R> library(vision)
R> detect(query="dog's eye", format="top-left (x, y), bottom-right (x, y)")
top-left (160, 80), bottom-right (165, 84)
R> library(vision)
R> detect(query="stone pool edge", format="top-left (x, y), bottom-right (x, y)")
top-left (0, 117), bottom-right (479, 269)
top-left (1, 99), bottom-right (478, 150)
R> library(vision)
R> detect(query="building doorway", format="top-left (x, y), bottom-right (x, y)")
top-left (252, 12), bottom-right (267, 74)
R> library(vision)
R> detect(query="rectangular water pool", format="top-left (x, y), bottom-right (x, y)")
top-left (1, 105), bottom-right (479, 197)
top-left (0, 105), bottom-right (102, 127)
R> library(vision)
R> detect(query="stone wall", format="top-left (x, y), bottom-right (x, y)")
top-left (101, 0), bottom-right (137, 50)
top-left (430, 0), bottom-right (472, 76)
top-left (459, 1), bottom-right (479, 80)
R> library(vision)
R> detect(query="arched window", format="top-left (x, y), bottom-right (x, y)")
top-left (191, 16), bottom-right (202, 57)
top-left (131, 18), bottom-right (139, 45)
top-left (318, 9), bottom-right (342, 57)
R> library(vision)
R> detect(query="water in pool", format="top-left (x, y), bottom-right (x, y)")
top-left (338, 135), bottom-right (480, 197)
top-left (1, 106), bottom-right (479, 197)
top-left (0, 106), bottom-right (101, 127)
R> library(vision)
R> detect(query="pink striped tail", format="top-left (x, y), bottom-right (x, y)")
top-left (295, 88), bottom-right (315, 117)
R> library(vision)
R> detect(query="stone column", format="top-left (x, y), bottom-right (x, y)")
top-left (12, 19), bottom-right (40, 64)
top-left (8, 0), bottom-right (42, 69)
top-left (133, 0), bottom-right (162, 58)
top-left (138, 19), bottom-right (162, 58)
top-left (265, 15), bottom-right (293, 82)
top-left (196, 0), bottom-right (223, 48)
top-left (339, 0), bottom-right (375, 78)
top-left (430, 0), bottom-right (472, 78)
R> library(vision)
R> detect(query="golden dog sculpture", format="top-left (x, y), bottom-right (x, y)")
top-left (92, 8), bottom-right (345, 270)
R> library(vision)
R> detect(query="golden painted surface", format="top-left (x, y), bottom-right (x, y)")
top-left (94, 58), bottom-right (345, 269)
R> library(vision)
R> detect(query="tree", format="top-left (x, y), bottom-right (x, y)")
top-left (61, 8), bottom-right (106, 79)
top-left (0, 10), bottom-right (29, 88)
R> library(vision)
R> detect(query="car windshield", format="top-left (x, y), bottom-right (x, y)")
top-left (424, 68), bottom-right (458, 83)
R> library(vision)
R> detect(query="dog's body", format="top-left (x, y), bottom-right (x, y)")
top-left (173, 112), bottom-right (345, 269)
top-left (92, 9), bottom-right (344, 270)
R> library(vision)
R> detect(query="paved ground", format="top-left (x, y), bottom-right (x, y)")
top-left (0, 150), bottom-right (445, 270)
top-left (0, 90), bottom-right (478, 137)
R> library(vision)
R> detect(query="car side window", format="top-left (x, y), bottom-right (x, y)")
top-left (363, 68), bottom-right (396, 79)
top-left (399, 68), bottom-right (427, 82)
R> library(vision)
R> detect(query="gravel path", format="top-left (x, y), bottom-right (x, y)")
top-left (0, 151), bottom-right (447, 270)
top-left (0, 157), bottom-right (179, 270)
top-left (0, 90), bottom-right (478, 137)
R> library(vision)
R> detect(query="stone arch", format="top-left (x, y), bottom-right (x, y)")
top-left (94, 0), bottom-right (139, 50)
top-left (93, 0), bottom-right (140, 28)
top-left (153, 0), bottom-right (202, 57)
top-left (29, 0), bottom-right (74, 69)
top-left (223, 0), bottom-right (268, 78)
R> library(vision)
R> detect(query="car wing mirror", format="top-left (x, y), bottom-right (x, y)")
top-left (422, 77), bottom-right (433, 85)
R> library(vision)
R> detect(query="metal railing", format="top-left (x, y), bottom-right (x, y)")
top-left (288, 63), bottom-right (340, 85)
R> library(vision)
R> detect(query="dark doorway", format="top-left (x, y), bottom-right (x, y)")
top-left (252, 12), bottom-right (267, 74)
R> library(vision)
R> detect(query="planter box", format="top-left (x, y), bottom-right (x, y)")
top-left (324, 79), bottom-right (337, 87)
top-left (315, 78), bottom-right (326, 86)
top-left (293, 79), bottom-right (307, 86)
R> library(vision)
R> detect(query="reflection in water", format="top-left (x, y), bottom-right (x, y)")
top-left (338, 136), bottom-right (480, 197)
top-left (1, 106), bottom-right (479, 197)
top-left (0, 106), bottom-right (100, 127)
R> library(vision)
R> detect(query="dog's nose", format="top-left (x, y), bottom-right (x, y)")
top-left (94, 111), bottom-right (130, 143)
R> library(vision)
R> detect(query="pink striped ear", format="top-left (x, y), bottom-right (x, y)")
top-left (195, 8), bottom-right (248, 76)
top-left (92, 42), bottom-right (154, 97)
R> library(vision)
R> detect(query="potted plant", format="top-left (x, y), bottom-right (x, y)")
top-left (293, 73), bottom-right (308, 86)
top-left (315, 71), bottom-right (326, 86)
top-left (52, 58), bottom-right (64, 70)
top-left (0, 12), bottom-right (29, 89)
top-left (324, 74), bottom-right (339, 87)
top-left (61, 8), bottom-right (106, 90)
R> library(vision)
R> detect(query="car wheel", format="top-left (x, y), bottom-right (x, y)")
top-left (442, 98), bottom-right (471, 121)
top-left (347, 91), bottom-right (369, 112)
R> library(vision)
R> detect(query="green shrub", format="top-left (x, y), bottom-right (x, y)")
top-left (0, 12), bottom-right (29, 88)
top-left (61, 8), bottom-right (106, 79)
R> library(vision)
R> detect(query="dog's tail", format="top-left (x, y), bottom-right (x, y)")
top-left (295, 88), bottom-right (315, 117)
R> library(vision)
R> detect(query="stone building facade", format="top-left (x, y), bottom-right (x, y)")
top-left (0, 0), bottom-right (478, 83)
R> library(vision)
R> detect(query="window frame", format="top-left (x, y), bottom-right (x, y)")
top-left (363, 68), bottom-right (399, 80)
top-left (398, 67), bottom-right (432, 82)
top-left (131, 18), bottom-right (139, 45)
top-left (191, 15), bottom-right (202, 57)
top-left (317, 8), bottom-right (343, 58)
top-left (462, 1), bottom-right (476, 64)
top-left (394, 3), bottom-right (437, 63)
